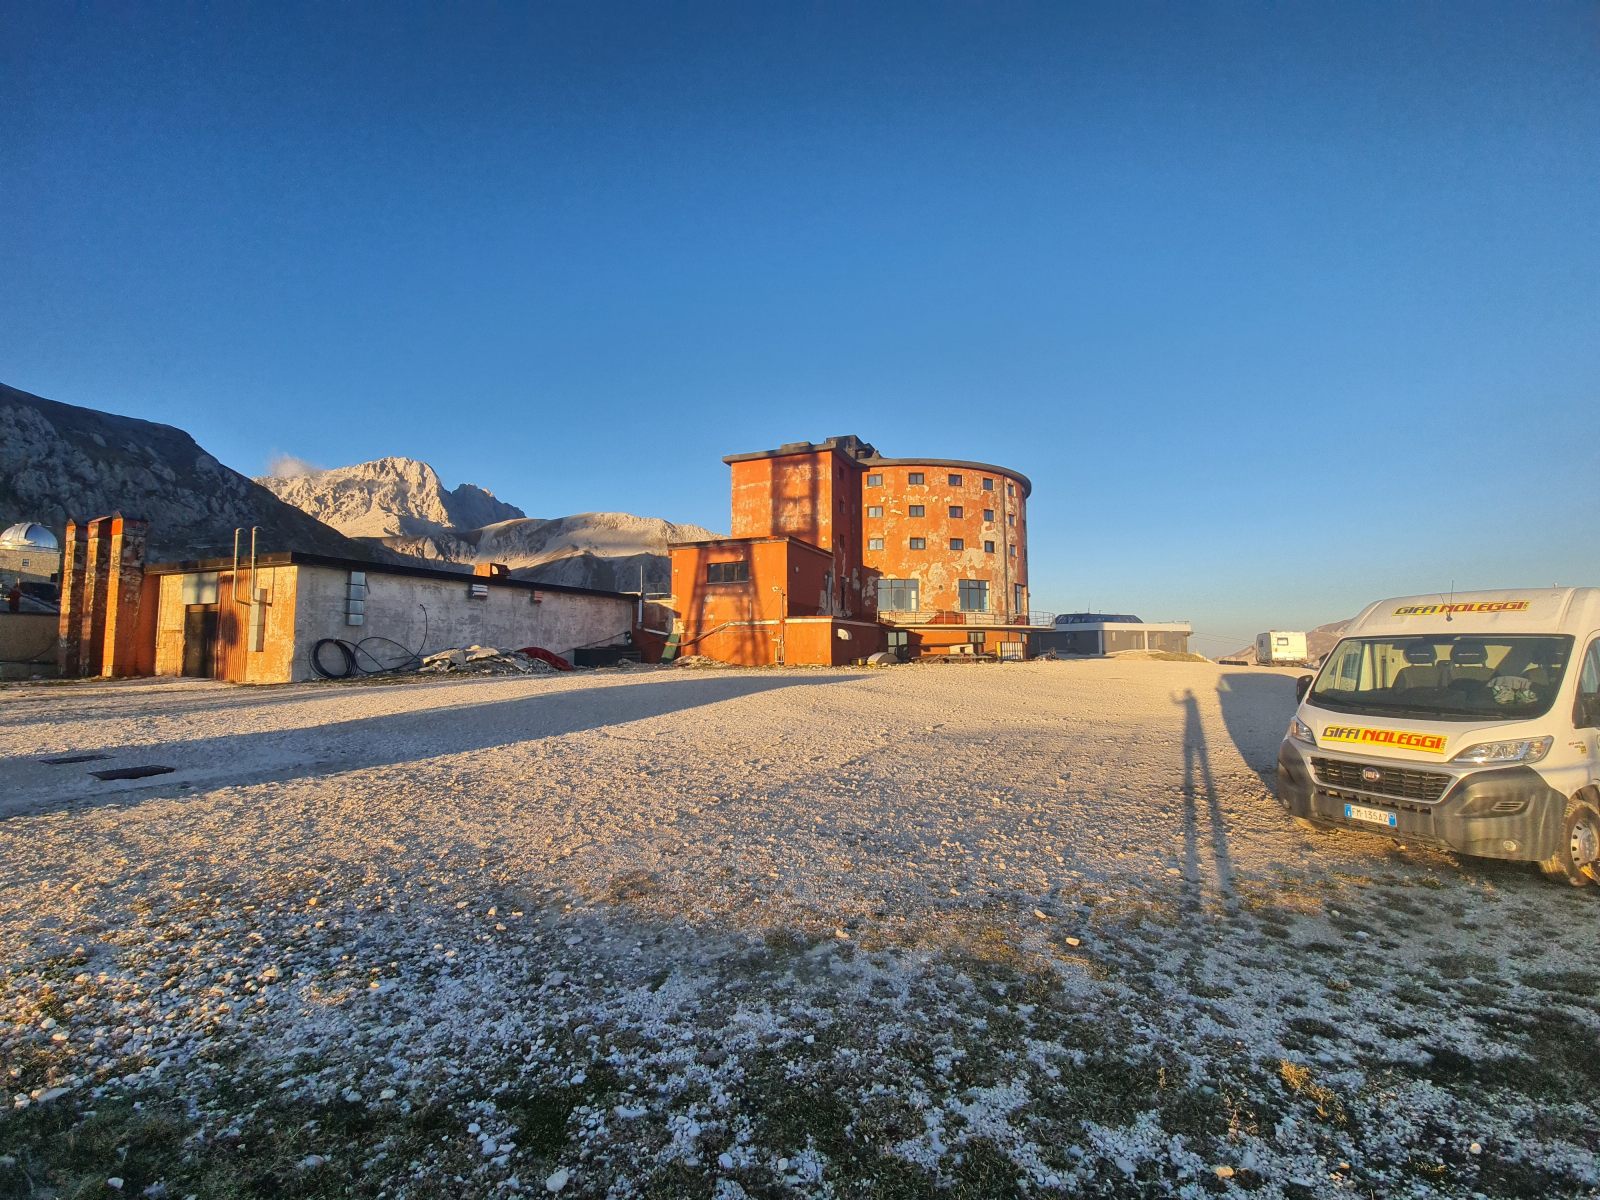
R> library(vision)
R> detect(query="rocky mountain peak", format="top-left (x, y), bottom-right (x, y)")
top-left (256, 456), bottom-right (524, 540)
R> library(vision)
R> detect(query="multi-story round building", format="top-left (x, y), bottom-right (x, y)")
top-left (859, 455), bottom-right (1029, 618)
top-left (671, 435), bottom-right (1035, 665)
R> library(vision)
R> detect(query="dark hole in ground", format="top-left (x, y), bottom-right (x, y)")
top-left (40, 753), bottom-right (110, 764)
top-left (89, 765), bottom-right (176, 781)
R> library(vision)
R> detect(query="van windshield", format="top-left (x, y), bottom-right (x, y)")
top-left (1310, 634), bottom-right (1573, 722)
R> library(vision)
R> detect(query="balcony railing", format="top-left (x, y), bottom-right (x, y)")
top-left (877, 609), bottom-right (1059, 628)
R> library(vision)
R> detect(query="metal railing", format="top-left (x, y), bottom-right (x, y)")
top-left (877, 609), bottom-right (1059, 628)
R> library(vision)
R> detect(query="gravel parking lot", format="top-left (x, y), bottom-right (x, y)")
top-left (2, 660), bottom-right (1596, 1199)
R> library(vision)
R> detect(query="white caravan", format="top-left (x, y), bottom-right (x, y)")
top-left (1256, 631), bottom-right (1309, 666)
top-left (1275, 588), bottom-right (1600, 888)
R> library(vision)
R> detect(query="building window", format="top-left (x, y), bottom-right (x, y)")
top-left (878, 578), bottom-right (920, 611)
top-left (948, 473), bottom-right (963, 487)
top-left (950, 537), bottom-right (964, 551)
top-left (958, 579), bottom-right (989, 612)
top-left (909, 504), bottom-right (924, 517)
top-left (867, 505), bottom-right (883, 518)
top-left (968, 631), bottom-right (986, 646)
top-left (706, 560), bottom-right (749, 584)
top-left (1007, 482), bottom-right (1016, 497)
top-left (1008, 512), bottom-right (1016, 526)
top-left (984, 508), bottom-right (994, 522)
top-left (866, 473), bottom-right (883, 487)
top-left (1009, 544), bottom-right (1017, 556)
top-left (984, 540), bottom-right (996, 553)
top-left (886, 629), bottom-right (909, 656)
top-left (1014, 584), bottom-right (1025, 614)
top-left (345, 570), bottom-right (366, 627)
top-left (180, 572), bottom-right (220, 605)
top-left (948, 505), bottom-right (963, 519)
top-left (907, 472), bottom-right (924, 485)
top-left (982, 478), bottom-right (994, 491)
top-left (868, 537), bottom-right (884, 551)
top-left (908, 537), bottom-right (926, 550)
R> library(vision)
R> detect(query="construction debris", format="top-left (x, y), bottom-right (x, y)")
top-left (420, 646), bottom-right (558, 676)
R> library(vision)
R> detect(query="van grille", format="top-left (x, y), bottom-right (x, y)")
top-left (1311, 757), bottom-right (1451, 804)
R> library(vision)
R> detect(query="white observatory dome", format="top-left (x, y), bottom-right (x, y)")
top-left (0, 522), bottom-right (60, 551)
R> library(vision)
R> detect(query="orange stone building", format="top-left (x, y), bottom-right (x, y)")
top-left (668, 436), bottom-right (1034, 666)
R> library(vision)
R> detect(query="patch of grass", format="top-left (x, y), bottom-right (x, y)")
top-left (1521, 968), bottom-right (1600, 997)
top-left (1276, 1061), bottom-right (1346, 1126)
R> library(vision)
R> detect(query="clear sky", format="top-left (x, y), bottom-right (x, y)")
top-left (5, 2), bottom-right (1597, 651)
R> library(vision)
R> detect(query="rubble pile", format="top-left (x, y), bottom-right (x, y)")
top-left (419, 646), bottom-right (558, 676)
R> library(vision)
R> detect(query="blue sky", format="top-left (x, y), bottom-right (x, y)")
top-left (5, 2), bottom-right (1597, 651)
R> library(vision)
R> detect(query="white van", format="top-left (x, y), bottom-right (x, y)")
top-left (1275, 588), bottom-right (1600, 888)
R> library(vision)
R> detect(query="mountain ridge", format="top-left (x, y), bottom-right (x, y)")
top-left (0, 382), bottom-right (388, 563)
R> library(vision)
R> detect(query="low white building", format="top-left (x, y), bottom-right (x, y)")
top-left (143, 551), bottom-right (635, 683)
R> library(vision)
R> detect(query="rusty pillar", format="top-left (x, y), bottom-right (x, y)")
top-left (56, 518), bottom-right (87, 675)
top-left (78, 516), bottom-right (114, 676)
top-left (102, 516), bottom-right (150, 677)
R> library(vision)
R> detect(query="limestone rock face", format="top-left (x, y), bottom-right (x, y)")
top-left (260, 455), bottom-right (721, 594)
top-left (0, 382), bottom-right (384, 563)
top-left (257, 457), bottom-right (524, 540)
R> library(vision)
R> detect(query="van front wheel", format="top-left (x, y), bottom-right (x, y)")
top-left (1537, 797), bottom-right (1600, 888)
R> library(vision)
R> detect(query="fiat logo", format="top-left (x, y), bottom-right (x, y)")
top-left (1361, 767), bottom-right (1381, 783)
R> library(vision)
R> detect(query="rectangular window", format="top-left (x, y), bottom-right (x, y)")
top-left (868, 537), bottom-right (884, 551)
top-left (877, 578), bottom-right (920, 611)
top-left (908, 504), bottom-right (924, 517)
top-left (984, 540), bottom-right (996, 553)
top-left (1014, 584), bottom-right (1024, 614)
top-left (958, 579), bottom-right (989, 612)
top-left (1009, 543), bottom-right (1017, 556)
top-left (706, 560), bottom-right (750, 584)
top-left (907, 472), bottom-right (925, 485)
top-left (1007, 482), bottom-right (1015, 497)
top-left (968, 632), bottom-right (986, 646)
top-left (948, 473), bottom-right (963, 487)
top-left (908, 537), bottom-right (926, 550)
top-left (949, 537), bottom-right (964, 551)
top-left (866, 473), bottom-right (883, 487)
top-left (867, 505), bottom-right (883, 518)
top-left (982, 478), bottom-right (994, 491)
top-left (180, 572), bottom-right (220, 605)
top-left (345, 570), bottom-right (366, 627)
top-left (984, 508), bottom-right (994, 522)
top-left (948, 505), bottom-right (963, 519)
top-left (1008, 512), bottom-right (1016, 526)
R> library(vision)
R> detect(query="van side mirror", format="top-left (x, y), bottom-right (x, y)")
top-left (1578, 694), bottom-right (1600, 730)
top-left (1295, 675), bottom-right (1313, 701)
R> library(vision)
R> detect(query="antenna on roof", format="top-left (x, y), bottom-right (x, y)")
top-left (1446, 579), bottom-right (1454, 622)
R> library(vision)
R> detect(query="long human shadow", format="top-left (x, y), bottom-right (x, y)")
top-left (4, 673), bottom-right (856, 820)
top-left (1175, 688), bottom-right (1235, 912)
top-left (1214, 670), bottom-right (1302, 787)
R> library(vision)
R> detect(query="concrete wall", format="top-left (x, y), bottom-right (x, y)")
top-left (0, 612), bottom-right (58, 676)
top-left (291, 564), bottom-right (631, 682)
top-left (0, 546), bottom-right (61, 587)
top-left (670, 537), bottom-right (848, 665)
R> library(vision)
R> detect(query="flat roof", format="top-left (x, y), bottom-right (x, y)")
top-left (722, 435), bottom-right (1032, 498)
top-left (145, 550), bottom-right (630, 600)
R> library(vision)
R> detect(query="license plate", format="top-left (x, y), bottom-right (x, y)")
top-left (1344, 803), bottom-right (1398, 828)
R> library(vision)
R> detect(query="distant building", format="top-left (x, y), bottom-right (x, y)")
top-left (669, 435), bottom-right (1035, 665)
top-left (0, 521), bottom-right (62, 587)
top-left (1033, 612), bottom-right (1193, 657)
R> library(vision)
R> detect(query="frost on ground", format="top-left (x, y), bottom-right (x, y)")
top-left (1, 661), bottom-right (1596, 1199)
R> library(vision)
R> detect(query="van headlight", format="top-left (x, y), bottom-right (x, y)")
top-left (1450, 736), bottom-right (1553, 765)
top-left (1287, 716), bottom-right (1316, 746)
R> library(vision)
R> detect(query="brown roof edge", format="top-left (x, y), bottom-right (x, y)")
top-left (667, 535), bottom-right (830, 557)
top-left (144, 550), bottom-right (632, 600)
